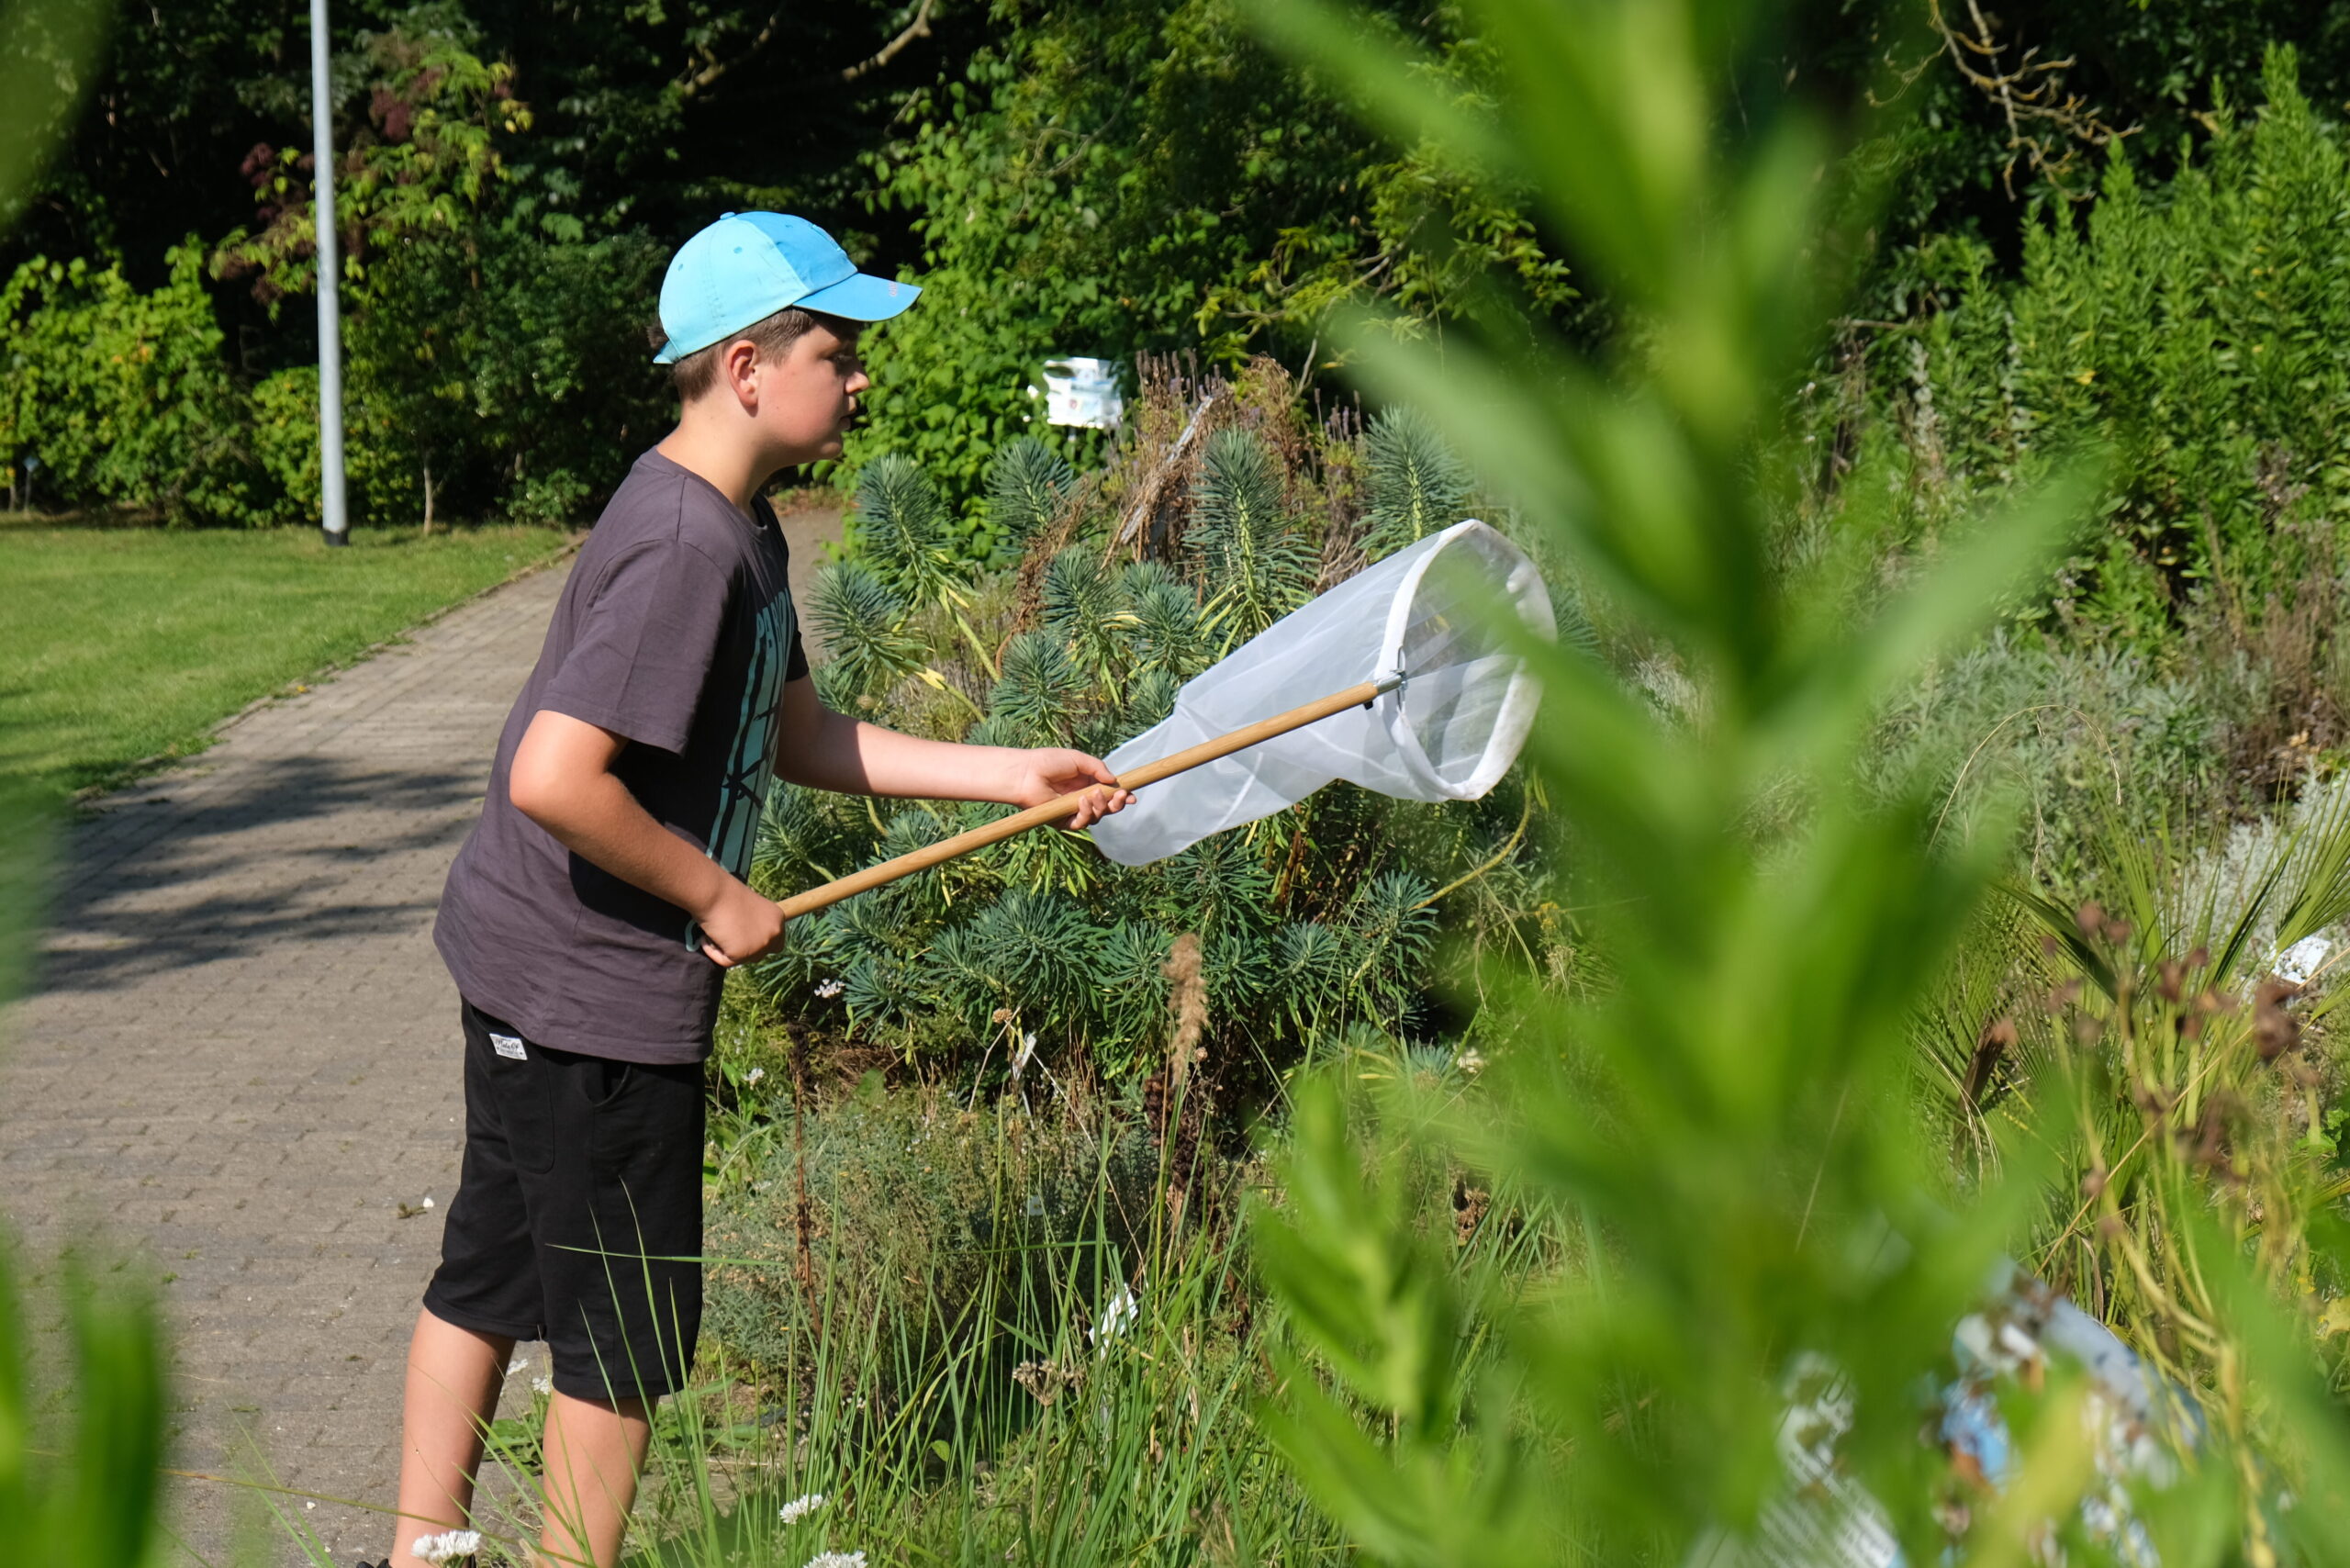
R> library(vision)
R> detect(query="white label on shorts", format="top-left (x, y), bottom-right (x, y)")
top-left (490, 1033), bottom-right (527, 1060)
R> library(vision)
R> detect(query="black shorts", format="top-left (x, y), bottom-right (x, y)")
top-left (423, 1001), bottom-right (705, 1402)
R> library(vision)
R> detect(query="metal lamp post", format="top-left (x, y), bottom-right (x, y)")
top-left (310, 0), bottom-right (349, 546)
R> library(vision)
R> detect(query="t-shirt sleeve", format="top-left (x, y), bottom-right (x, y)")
top-left (540, 540), bottom-right (733, 754)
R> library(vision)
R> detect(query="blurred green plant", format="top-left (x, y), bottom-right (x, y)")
top-left (0, 1248), bottom-right (168, 1568)
top-left (0, 0), bottom-right (110, 235)
top-left (1242, 0), bottom-right (2350, 1560)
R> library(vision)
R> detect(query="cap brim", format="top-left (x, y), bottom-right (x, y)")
top-left (795, 272), bottom-right (921, 322)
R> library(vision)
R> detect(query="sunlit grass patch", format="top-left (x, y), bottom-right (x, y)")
top-left (0, 522), bottom-right (571, 793)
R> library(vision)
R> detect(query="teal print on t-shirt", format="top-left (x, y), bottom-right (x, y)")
top-left (686, 590), bottom-right (794, 949)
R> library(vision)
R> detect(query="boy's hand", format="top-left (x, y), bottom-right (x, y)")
top-left (696, 876), bottom-right (786, 968)
top-left (1001, 747), bottom-right (1136, 831)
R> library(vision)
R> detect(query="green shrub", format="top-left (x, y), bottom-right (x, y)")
top-left (1810, 46), bottom-right (2350, 867)
top-left (245, 365), bottom-right (323, 525)
top-left (755, 364), bottom-right (1548, 1087)
top-left (349, 222), bottom-right (668, 528)
top-left (0, 241), bottom-right (268, 523)
top-left (1188, 427), bottom-right (1315, 648)
top-left (1865, 629), bottom-right (2238, 889)
top-left (846, 1), bottom-right (1574, 507)
top-left (983, 435), bottom-right (1080, 563)
top-left (1869, 48), bottom-right (2350, 641)
top-left (214, 23), bottom-right (669, 529)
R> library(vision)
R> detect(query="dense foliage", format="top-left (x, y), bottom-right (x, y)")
top-left (18, 1), bottom-right (2337, 528)
top-left (1848, 50), bottom-right (2350, 879)
top-left (847, 0), bottom-right (1576, 503)
top-left (744, 357), bottom-right (1551, 1089)
top-left (3, 0), bottom-right (971, 525)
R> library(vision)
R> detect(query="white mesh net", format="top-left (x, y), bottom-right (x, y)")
top-left (1091, 520), bottom-right (1554, 866)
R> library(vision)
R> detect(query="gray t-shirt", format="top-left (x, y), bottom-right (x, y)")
top-left (434, 449), bottom-right (809, 1062)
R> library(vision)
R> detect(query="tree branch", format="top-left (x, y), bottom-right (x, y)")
top-left (682, 0), bottom-right (938, 101)
top-left (806, 0), bottom-right (936, 91)
top-left (1925, 0), bottom-right (2133, 198)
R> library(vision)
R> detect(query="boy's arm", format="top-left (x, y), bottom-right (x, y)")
top-left (509, 710), bottom-right (783, 966)
top-left (770, 677), bottom-right (1134, 827)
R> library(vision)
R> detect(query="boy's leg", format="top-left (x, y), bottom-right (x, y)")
top-left (398, 1002), bottom-right (548, 1563)
top-left (391, 1306), bottom-right (514, 1568)
top-left (535, 1390), bottom-right (654, 1568)
top-left (530, 1047), bottom-right (705, 1568)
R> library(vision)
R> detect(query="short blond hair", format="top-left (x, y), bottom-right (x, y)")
top-left (654, 307), bottom-right (856, 401)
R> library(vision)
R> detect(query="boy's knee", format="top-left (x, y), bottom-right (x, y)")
top-left (550, 1387), bottom-right (654, 1422)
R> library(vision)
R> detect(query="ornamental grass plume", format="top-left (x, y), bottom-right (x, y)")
top-left (1162, 932), bottom-right (1206, 1087)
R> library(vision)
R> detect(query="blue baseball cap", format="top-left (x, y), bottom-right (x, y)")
top-left (652, 211), bottom-right (919, 364)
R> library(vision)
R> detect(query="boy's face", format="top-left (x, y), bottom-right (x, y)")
top-left (755, 319), bottom-right (868, 465)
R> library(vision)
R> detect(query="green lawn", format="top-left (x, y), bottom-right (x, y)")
top-left (0, 524), bottom-right (572, 793)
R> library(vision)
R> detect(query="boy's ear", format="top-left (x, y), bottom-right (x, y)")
top-left (719, 336), bottom-right (765, 399)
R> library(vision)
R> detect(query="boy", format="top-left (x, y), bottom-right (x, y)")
top-left (373, 212), bottom-right (1130, 1568)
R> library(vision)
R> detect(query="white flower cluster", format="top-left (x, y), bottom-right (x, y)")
top-left (803, 1552), bottom-right (867, 1568)
top-left (778, 1492), bottom-right (826, 1524)
top-left (411, 1529), bottom-right (482, 1566)
top-left (814, 977), bottom-right (845, 999)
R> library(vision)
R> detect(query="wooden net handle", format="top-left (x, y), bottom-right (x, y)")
top-left (777, 678), bottom-right (1387, 920)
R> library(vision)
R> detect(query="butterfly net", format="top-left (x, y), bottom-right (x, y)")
top-left (1091, 520), bottom-right (1555, 867)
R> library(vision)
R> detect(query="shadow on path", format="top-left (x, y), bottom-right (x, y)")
top-left (32, 754), bottom-right (482, 995)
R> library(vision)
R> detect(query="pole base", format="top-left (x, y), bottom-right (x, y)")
top-left (322, 527), bottom-right (350, 548)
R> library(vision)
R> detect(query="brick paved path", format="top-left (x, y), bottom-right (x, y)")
top-left (0, 560), bottom-right (575, 1564)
